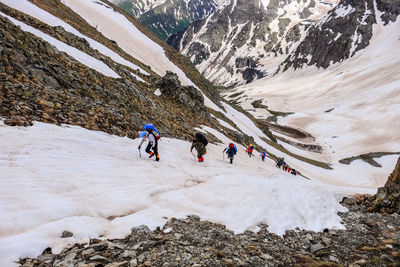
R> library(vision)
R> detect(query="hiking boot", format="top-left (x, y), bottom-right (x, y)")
top-left (149, 152), bottom-right (154, 158)
top-left (198, 157), bottom-right (204, 162)
top-left (155, 154), bottom-right (160, 161)
top-left (230, 158), bottom-right (233, 164)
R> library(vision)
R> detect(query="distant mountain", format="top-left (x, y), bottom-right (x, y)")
top-left (114, 0), bottom-right (219, 40)
top-left (279, 0), bottom-right (400, 72)
top-left (168, 0), bottom-right (340, 86)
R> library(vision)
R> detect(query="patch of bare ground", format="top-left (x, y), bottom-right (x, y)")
top-left (339, 152), bottom-right (400, 167)
top-left (275, 135), bottom-right (323, 153)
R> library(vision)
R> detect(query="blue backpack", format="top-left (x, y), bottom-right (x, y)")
top-left (144, 123), bottom-right (160, 135)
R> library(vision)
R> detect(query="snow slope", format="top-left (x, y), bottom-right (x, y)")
top-left (0, 12), bottom-right (120, 78)
top-left (61, 0), bottom-right (192, 85)
top-left (0, 121), bottom-right (355, 267)
top-left (224, 11), bottom-right (400, 187)
top-left (0, 0), bottom-right (149, 75)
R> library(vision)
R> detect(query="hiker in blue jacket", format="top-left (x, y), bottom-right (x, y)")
top-left (260, 151), bottom-right (267, 162)
top-left (223, 143), bottom-right (237, 164)
top-left (138, 123), bottom-right (160, 161)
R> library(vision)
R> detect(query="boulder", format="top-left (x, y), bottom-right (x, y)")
top-left (155, 71), bottom-right (205, 111)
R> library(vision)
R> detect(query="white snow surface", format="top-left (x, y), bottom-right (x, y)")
top-left (224, 13), bottom-right (400, 188)
top-left (0, 12), bottom-right (120, 78)
top-left (0, 0), bottom-right (150, 75)
top-left (61, 0), bottom-right (188, 84)
top-left (0, 122), bottom-right (354, 267)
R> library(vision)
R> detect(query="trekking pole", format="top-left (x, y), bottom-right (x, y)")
top-left (138, 148), bottom-right (141, 158)
top-left (191, 151), bottom-right (196, 159)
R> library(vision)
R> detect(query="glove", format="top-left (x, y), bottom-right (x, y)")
top-left (138, 146), bottom-right (141, 150)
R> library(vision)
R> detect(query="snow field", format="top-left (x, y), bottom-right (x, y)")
top-left (0, 12), bottom-right (120, 78)
top-left (61, 0), bottom-right (184, 81)
top-left (225, 14), bottom-right (400, 188)
top-left (0, 0), bottom-right (150, 75)
top-left (0, 122), bottom-right (351, 266)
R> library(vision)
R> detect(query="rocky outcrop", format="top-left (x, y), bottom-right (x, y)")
top-left (155, 71), bottom-right (206, 113)
top-left (364, 157), bottom-right (400, 214)
top-left (0, 10), bottom-right (212, 140)
top-left (20, 212), bottom-right (400, 266)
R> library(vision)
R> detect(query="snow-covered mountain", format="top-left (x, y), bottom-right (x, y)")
top-left (113, 0), bottom-right (220, 40)
top-left (279, 0), bottom-right (400, 72)
top-left (168, 0), bottom-right (340, 85)
top-left (223, 0), bottom-right (400, 188)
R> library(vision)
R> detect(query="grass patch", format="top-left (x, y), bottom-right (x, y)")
top-left (251, 99), bottom-right (268, 110)
top-left (267, 109), bottom-right (294, 122)
top-left (229, 91), bottom-right (245, 98)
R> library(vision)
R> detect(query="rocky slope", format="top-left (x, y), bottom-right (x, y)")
top-left (115, 0), bottom-right (218, 40)
top-left (167, 0), bottom-right (339, 86)
top-left (364, 156), bottom-right (400, 214)
top-left (19, 208), bottom-right (400, 267)
top-left (0, 0), bottom-right (275, 155)
top-left (0, 1), bottom-right (222, 141)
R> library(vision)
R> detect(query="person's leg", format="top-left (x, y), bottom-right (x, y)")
top-left (153, 141), bottom-right (159, 161)
top-left (145, 142), bottom-right (152, 154)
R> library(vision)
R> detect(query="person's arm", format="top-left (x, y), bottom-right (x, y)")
top-left (138, 134), bottom-right (147, 149)
top-left (190, 141), bottom-right (195, 152)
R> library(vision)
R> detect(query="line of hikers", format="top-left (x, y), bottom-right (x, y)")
top-left (276, 157), bottom-right (297, 175)
top-left (137, 124), bottom-right (295, 174)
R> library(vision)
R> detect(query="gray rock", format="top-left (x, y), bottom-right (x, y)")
top-left (137, 254), bottom-right (145, 263)
top-left (131, 225), bottom-right (151, 233)
top-left (61, 230), bottom-right (73, 238)
top-left (310, 243), bottom-right (325, 253)
top-left (89, 255), bottom-right (110, 263)
top-left (81, 248), bottom-right (95, 260)
top-left (121, 250), bottom-right (137, 258)
top-left (130, 258), bottom-right (138, 266)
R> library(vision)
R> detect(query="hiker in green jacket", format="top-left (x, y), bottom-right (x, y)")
top-left (190, 132), bottom-right (207, 162)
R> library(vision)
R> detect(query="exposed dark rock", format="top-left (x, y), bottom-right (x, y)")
top-left (20, 211), bottom-right (400, 267)
top-left (376, 0), bottom-right (400, 25)
top-left (61, 230), bottom-right (73, 238)
top-left (339, 152), bottom-right (400, 167)
top-left (185, 42), bottom-right (210, 65)
top-left (364, 157), bottom-right (400, 214)
top-left (4, 115), bottom-right (33, 127)
top-left (155, 71), bottom-right (205, 112)
top-left (281, 0), bottom-right (380, 72)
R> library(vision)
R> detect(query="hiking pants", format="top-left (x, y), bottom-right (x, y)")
top-left (145, 140), bottom-right (158, 155)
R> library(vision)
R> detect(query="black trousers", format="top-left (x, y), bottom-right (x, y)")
top-left (145, 140), bottom-right (158, 155)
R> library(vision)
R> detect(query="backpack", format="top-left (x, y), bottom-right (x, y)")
top-left (144, 123), bottom-right (160, 140)
top-left (229, 143), bottom-right (237, 154)
top-left (195, 132), bottom-right (208, 147)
